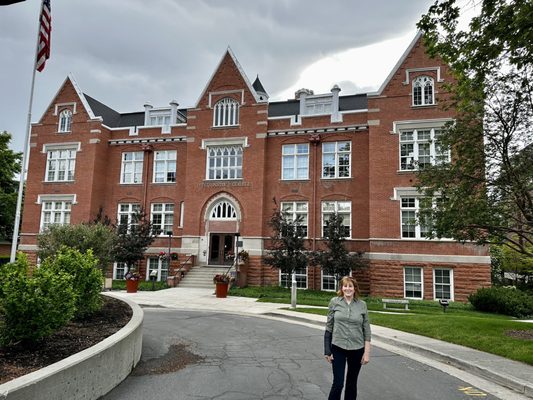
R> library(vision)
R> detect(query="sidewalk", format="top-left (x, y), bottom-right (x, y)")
top-left (109, 287), bottom-right (533, 399)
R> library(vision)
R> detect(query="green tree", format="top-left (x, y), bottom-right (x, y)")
top-left (37, 222), bottom-right (118, 274)
top-left (416, 0), bottom-right (533, 256)
top-left (263, 205), bottom-right (308, 308)
top-left (311, 213), bottom-right (367, 285)
top-left (0, 131), bottom-right (22, 241)
top-left (114, 210), bottom-right (159, 273)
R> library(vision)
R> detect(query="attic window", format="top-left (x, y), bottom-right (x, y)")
top-left (304, 96), bottom-right (332, 116)
top-left (148, 110), bottom-right (172, 133)
top-left (413, 76), bottom-right (435, 106)
top-left (58, 109), bottom-right (72, 133)
top-left (213, 98), bottom-right (239, 127)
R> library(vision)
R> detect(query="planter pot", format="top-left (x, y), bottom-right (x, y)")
top-left (126, 279), bottom-right (139, 293)
top-left (215, 282), bottom-right (229, 298)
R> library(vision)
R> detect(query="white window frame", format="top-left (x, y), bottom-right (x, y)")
top-left (304, 95), bottom-right (332, 116)
top-left (213, 97), bottom-right (239, 127)
top-left (58, 109), bottom-right (72, 133)
top-left (399, 127), bottom-right (449, 171)
top-left (206, 145), bottom-right (243, 180)
top-left (400, 196), bottom-right (435, 239)
top-left (120, 151), bottom-right (144, 184)
top-left (322, 141), bottom-right (351, 179)
top-left (113, 262), bottom-right (129, 280)
top-left (147, 257), bottom-right (169, 282)
top-left (281, 201), bottom-right (308, 238)
top-left (44, 146), bottom-right (78, 182)
top-left (282, 143), bottom-right (309, 180)
top-left (321, 272), bottom-right (339, 292)
top-left (151, 203), bottom-right (174, 236)
top-left (404, 266), bottom-right (424, 299)
top-left (153, 150), bottom-right (177, 183)
top-left (433, 268), bottom-right (454, 301)
top-left (117, 203), bottom-right (141, 231)
top-left (280, 267), bottom-right (308, 289)
top-left (40, 199), bottom-right (72, 231)
top-left (412, 76), bottom-right (435, 106)
top-left (321, 201), bottom-right (352, 238)
top-left (210, 200), bottom-right (237, 220)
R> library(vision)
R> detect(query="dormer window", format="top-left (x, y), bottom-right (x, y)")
top-left (305, 96), bottom-right (332, 115)
top-left (413, 76), bottom-right (435, 106)
top-left (213, 98), bottom-right (239, 127)
top-left (58, 109), bottom-right (72, 132)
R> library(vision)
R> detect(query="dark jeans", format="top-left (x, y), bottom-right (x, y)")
top-left (328, 344), bottom-right (364, 400)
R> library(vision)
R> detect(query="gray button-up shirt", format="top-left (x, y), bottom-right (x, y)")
top-left (325, 296), bottom-right (371, 351)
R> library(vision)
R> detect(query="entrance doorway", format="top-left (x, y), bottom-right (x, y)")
top-left (209, 233), bottom-right (235, 265)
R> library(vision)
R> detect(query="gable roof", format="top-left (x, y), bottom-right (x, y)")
top-left (195, 47), bottom-right (263, 108)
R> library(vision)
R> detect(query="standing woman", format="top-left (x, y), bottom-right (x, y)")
top-left (324, 276), bottom-right (371, 400)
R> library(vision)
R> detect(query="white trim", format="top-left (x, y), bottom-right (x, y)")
top-left (42, 142), bottom-right (81, 153)
top-left (201, 136), bottom-right (248, 149)
top-left (404, 266), bottom-right (424, 299)
top-left (392, 118), bottom-right (453, 134)
top-left (53, 102), bottom-right (77, 116)
top-left (392, 187), bottom-right (419, 201)
top-left (208, 90), bottom-right (244, 108)
top-left (433, 267), bottom-right (454, 301)
top-left (367, 252), bottom-right (490, 264)
top-left (403, 67), bottom-right (444, 85)
top-left (203, 193), bottom-right (242, 222)
top-left (37, 194), bottom-right (77, 204)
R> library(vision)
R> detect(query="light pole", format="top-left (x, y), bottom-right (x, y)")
top-left (167, 231), bottom-right (172, 275)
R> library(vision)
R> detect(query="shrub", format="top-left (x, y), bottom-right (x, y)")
top-left (468, 286), bottom-right (533, 318)
top-left (40, 247), bottom-right (104, 318)
top-left (0, 254), bottom-right (77, 345)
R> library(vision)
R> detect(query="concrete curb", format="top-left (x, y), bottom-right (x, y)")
top-left (0, 293), bottom-right (143, 400)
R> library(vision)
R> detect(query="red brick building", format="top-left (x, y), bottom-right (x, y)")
top-left (19, 33), bottom-right (490, 301)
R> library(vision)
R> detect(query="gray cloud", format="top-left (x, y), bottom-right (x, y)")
top-left (0, 0), bottom-right (434, 152)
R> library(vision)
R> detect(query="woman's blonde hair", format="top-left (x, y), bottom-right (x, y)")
top-left (337, 276), bottom-right (360, 298)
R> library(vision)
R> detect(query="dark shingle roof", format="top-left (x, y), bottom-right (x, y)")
top-left (252, 76), bottom-right (267, 95)
top-left (84, 94), bottom-right (122, 127)
top-left (267, 94), bottom-right (367, 117)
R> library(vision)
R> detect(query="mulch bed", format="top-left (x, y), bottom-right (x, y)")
top-left (0, 296), bottom-right (132, 385)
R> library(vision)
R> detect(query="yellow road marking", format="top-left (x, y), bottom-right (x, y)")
top-left (459, 386), bottom-right (487, 396)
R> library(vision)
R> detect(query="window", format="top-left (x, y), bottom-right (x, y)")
top-left (401, 197), bottom-right (433, 239)
top-left (322, 272), bottom-right (339, 292)
top-left (207, 145), bottom-right (243, 180)
top-left (280, 267), bottom-right (308, 289)
top-left (399, 127), bottom-right (449, 170)
top-left (153, 150), bottom-right (176, 183)
top-left (151, 203), bottom-right (174, 235)
top-left (41, 200), bottom-right (72, 231)
top-left (118, 203), bottom-right (141, 231)
top-left (213, 98), bottom-right (239, 127)
top-left (282, 144), bottom-right (309, 180)
top-left (45, 148), bottom-right (76, 182)
top-left (322, 141), bottom-right (351, 178)
top-left (58, 109), bottom-right (72, 132)
top-left (113, 262), bottom-right (128, 280)
top-left (434, 268), bottom-right (453, 300)
top-left (305, 96), bottom-right (332, 115)
top-left (322, 201), bottom-right (351, 238)
top-left (147, 257), bottom-right (169, 282)
top-left (121, 151), bottom-right (144, 184)
top-left (281, 201), bottom-right (308, 237)
top-left (210, 200), bottom-right (237, 220)
top-left (404, 267), bottom-right (423, 299)
top-left (413, 76), bottom-right (434, 106)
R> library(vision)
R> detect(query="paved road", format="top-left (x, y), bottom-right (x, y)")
top-left (102, 308), bottom-right (504, 400)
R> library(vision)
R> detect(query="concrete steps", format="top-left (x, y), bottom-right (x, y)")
top-left (179, 265), bottom-right (231, 288)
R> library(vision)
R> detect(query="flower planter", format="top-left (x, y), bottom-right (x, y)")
top-left (215, 282), bottom-right (229, 298)
top-left (126, 279), bottom-right (139, 293)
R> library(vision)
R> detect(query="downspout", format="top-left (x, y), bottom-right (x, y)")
top-left (309, 134), bottom-right (321, 290)
top-left (142, 144), bottom-right (153, 211)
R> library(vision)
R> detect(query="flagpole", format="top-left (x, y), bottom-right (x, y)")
top-left (10, 0), bottom-right (44, 263)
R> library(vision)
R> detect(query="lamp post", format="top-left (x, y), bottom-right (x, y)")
top-left (167, 231), bottom-right (172, 275)
top-left (234, 232), bottom-right (240, 286)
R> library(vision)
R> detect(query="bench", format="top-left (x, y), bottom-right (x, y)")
top-left (382, 298), bottom-right (410, 311)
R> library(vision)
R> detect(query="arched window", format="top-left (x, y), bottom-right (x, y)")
top-left (213, 98), bottom-right (239, 127)
top-left (210, 200), bottom-right (237, 220)
top-left (412, 76), bottom-right (434, 106)
top-left (59, 109), bottom-right (72, 132)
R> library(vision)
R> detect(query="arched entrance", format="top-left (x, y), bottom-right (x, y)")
top-left (204, 196), bottom-right (241, 265)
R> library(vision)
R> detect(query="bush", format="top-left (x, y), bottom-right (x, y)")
top-left (468, 286), bottom-right (533, 318)
top-left (41, 247), bottom-right (104, 318)
top-left (0, 254), bottom-right (77, 345)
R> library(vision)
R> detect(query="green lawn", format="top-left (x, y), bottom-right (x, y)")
top-left (111, 280), bottom-right (169, 291)
top-left (229, 286), bottom-right (533, 365)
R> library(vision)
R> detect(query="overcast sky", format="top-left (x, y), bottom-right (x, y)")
top-left (0, 0), bottom-right (439, 153)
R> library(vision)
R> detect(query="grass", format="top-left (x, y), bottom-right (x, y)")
top-left (111, 280), bottom-right (169, 291)
top-left (229, 286), bottom-right (533, 365)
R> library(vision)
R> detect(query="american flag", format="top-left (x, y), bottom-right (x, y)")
top-left (36, 0), bottom-right (51, 72)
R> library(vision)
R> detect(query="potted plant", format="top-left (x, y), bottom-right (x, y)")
top-left (213, 273), bottom-right (234, 298)
top-left (124, 270), bottom-right (141, 293)
top-left (237, 250), bottom-right (249, 265)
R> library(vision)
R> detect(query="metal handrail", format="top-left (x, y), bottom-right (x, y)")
top-left (171, 254), bottom-right (194, 280)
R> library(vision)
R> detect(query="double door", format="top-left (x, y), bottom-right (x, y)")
top-left (209, 233), bottom-right (235, 265)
